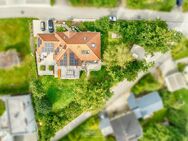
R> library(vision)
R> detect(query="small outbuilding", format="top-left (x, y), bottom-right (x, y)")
top-left (165, 72), bottom-right (187, 92)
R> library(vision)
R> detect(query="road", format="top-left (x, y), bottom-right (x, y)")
top-left (0, 5), bottom-right (188, 36)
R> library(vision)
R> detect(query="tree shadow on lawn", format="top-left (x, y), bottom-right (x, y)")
top-left (47, 86), bottom-right (75, 111)
top-left (6, 42), bottom-right (30, 59)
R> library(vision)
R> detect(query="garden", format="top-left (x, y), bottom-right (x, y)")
top-left (0, 18), bottom-right (35, 94)
top-left (0, 17), bottom-right (183, 141)
top-left (30, 17), bottom-right (181, 141)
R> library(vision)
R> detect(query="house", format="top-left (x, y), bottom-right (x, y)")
top-left (36, 32), bottom-right (101, 79)
top-left (0, 95), bottom-right (38, 141)
top-left (128, 91), bottom-right (163, 119)
top-left (99, 112), bottom-right (142, 141)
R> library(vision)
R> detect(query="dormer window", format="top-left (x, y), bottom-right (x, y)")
top-left (81, 50), bottom-right (90, 54)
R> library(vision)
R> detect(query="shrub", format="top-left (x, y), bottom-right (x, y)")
top-left (40, 65), bottom-right (46, 71)
top-left (48, 65), bottom-right (54, 71)
top-left (0, 99), bottom-right (5, 116)
top-left (50, 0), bottom-right (55, 6)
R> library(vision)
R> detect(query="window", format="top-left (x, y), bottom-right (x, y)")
top-left (81, 50), bottom-right (90, 55)
top-left (42, 43), bottom-right (54, 53)
top-left (38, 38), bottom-right (42, 47)
top-left (70, 52), bottom-right (78, 66)
top-left (55, 47), bottom-right (59, 55)
top-left (60, 54), bottom-right (67, 66)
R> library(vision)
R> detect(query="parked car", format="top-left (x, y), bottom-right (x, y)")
top-left (176, 0), bottom-right (183, 7)
top-left (40, 21), bottom-right (46, 31)
top-left (109, 16), bottom-right (117, 22)
top-left (48, 19), bottom-right (54, 33)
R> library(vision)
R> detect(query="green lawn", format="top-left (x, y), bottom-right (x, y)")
top-left (126, 0), bottom-right (175, 11)
top-left (0, 18), bottom-right (34, 94)
top-left (0, 99), bottom-right (5, 116)
top-left (68, 0), bottom-right (118, 7)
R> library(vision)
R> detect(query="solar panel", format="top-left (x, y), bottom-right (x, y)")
top-left (42, 43), bottom-right (54, 53)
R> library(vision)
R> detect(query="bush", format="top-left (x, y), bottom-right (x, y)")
top-left (40, 65), bottom-right (46, 71)
top-left (177, 63), bottom-right (186, 72)
top-left (50, 0), bottom-right (55, 6)
top-left (69, 0), bottom-right (117, 7)
top-left (132, 73), bottom-right (162, 95)
top-left (48, 65), bottom-right (54, 71)
top-left (127, 0), bottom-right (175, 11)
top-left (56, 26), bottom-right (67, 32)
top-left (0, 99), bottom-right (5, 116)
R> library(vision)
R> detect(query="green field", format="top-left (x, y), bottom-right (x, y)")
top-left (68, 0), bottom-right (118, 7)
top-left (126, 0), bottom-right (175, 11)
top-left (0, 18), bottom-right (34, 94)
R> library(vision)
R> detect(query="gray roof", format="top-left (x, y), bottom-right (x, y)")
top-left (128, 92), bottom-right (163, 118)
top-left (110, 112), bottom-right (142, 141)
top-left (99, 112), bottom-right (113, 136)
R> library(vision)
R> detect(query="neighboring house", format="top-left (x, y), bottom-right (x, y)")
top-left (36, 31), bottom-right (101, 79)
top-left (128, 91), bottom-right (163, 119)
top-left (99, 112), bottom-right (142, 141)
top-left (0, 95), bottom-right (38, 141)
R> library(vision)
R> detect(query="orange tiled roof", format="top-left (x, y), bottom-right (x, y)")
top-left (38, 32), bottom-right (101, 62)
top-left (38, 33), bottom-right (59, 41)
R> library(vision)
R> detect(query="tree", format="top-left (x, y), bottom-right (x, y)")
top-left (104, 44), bottom-right (133, 69)
top-left (119, 20), bottom-right (182, 53)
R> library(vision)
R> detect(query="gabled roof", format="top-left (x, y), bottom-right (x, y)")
top-left (128, 92), bottom-right (163, 119)
top-left (38, 33), bottom-right (59, 42)
top-left (110, 112), bottom-right (142, 141)
top-left (38, 32), bottom-right (101, 62)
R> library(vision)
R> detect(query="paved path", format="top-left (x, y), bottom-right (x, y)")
top-left (51, 112), bottom-right (92, 141)
top-left (106, 52), bottom-right (171, 114)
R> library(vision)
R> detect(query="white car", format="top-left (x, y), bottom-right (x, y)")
top-left (109, 16), bottom-right (117, 22)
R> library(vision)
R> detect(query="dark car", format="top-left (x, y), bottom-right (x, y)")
top-left (40, 21), bottom-right (46, 31)
top-left (176, 0), bottom-right (183, 7)
top-left (48, 19), bottom-right (54, 33)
